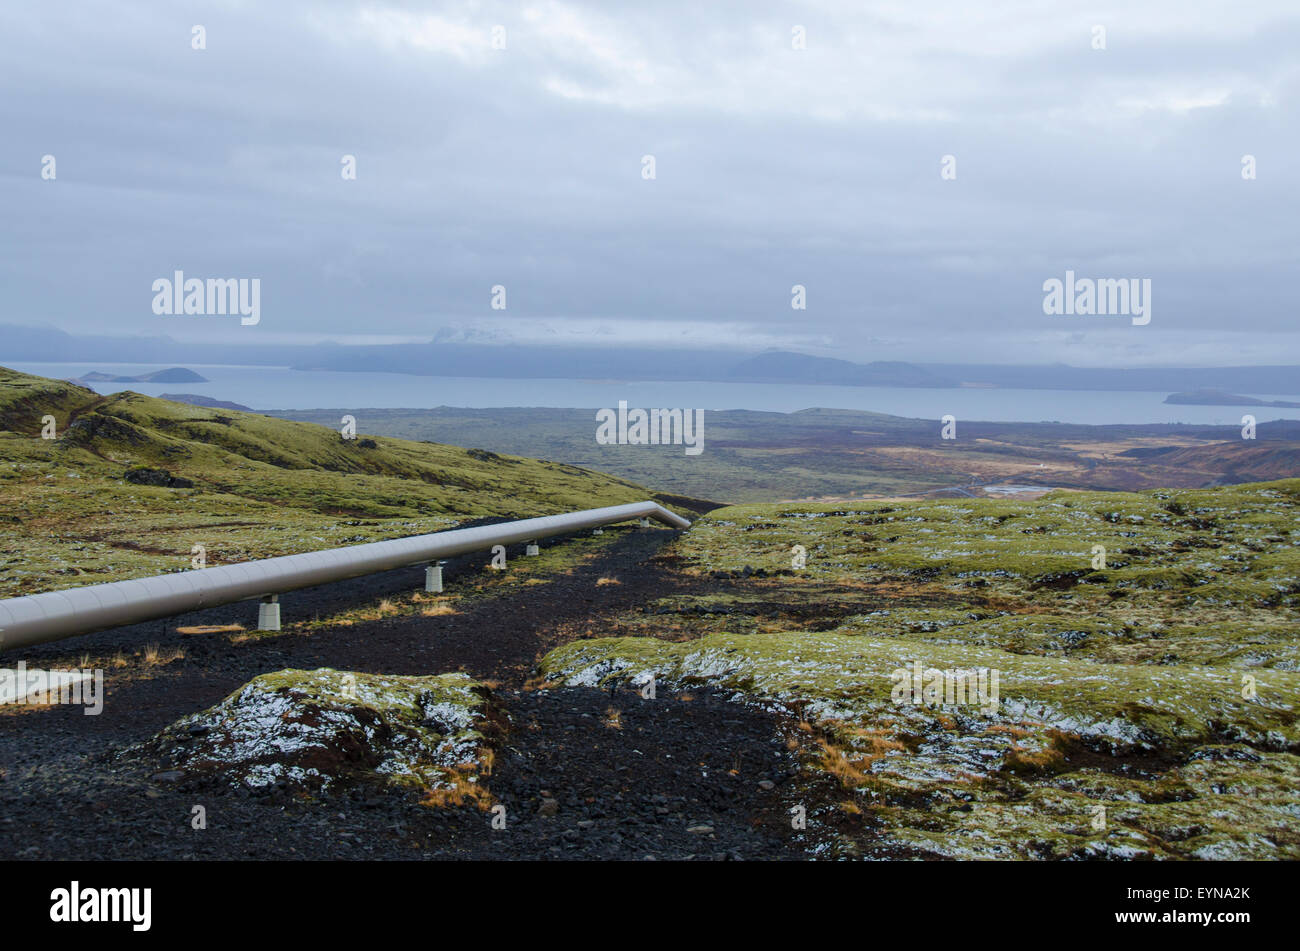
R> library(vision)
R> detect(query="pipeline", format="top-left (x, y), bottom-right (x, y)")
top-left (0, 501), bottom-right (689, 652)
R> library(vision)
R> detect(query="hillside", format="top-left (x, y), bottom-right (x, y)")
top-left (0, 366), bottom-right (695, 599)
top-left (272, 405), bottom-right (1300, 503)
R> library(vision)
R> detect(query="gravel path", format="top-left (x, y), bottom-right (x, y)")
top-left (0, 528), bottom-right (828, 860)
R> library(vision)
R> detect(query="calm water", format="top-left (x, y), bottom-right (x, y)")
top-left (11, 361), bottom-right (1300, 426)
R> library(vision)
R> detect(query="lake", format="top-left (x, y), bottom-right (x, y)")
top-left (10, 361), bottom-right (1300, 426)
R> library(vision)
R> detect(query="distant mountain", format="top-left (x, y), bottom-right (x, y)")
top-left (295, 343), bottom-right (965, 387)
top-left (0, 323), bottom-right (308, 366)
top-left (292, 341), bottom-right (731, 381)
top-left (3, 322), bottom-right (1299, 394)
top-left (726, 352), bottom-right (956, 387)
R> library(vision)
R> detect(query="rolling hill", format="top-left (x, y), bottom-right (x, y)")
top-left (272, 405), bottom-right (1300, 504)
top-left (0, 366), bottom-right (699, 599)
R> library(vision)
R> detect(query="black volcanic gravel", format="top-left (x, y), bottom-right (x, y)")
top-left (0, 529), bottom-right (830, 860)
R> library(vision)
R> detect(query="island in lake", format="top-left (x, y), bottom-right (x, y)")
top-left (71, 367), bottom-right (209, 384)
top-left (1164, 389), bottom-right (1300, 408)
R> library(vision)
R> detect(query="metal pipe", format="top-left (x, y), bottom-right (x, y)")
top-left (0, 501), bottom-right (689, 652)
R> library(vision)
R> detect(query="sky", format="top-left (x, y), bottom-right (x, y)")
top-left (1, 0), bottom-right (1297, 366)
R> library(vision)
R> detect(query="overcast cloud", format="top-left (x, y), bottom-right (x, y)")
top-left (1, 0), bottom-right (1297, 365)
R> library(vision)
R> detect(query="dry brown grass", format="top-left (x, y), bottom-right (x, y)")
top-left (420, 751), bottom-right (495, 810)
top-left (837, 725), bottom-right (907, 756)
top-left (228, 630), bottom-right (270, 644)
top-left (815, 740), bottom-right (873, 788)
top-left (176, 624), bottom-right (245, 635)
top-left (985, 724), bottom-right (1033, 740)
top-left (142, 644), bottom-right (185, 666)
top-left (810, 724), bottom-right (907, 792)
top-left (595, 576), bottom-right (621, 586)
top-left (330, 597), bottom-right (413, 623)
top-left (1002, 731), bottom-right (1070, 775)
top-left (603, 706), bottom-right (623, 729)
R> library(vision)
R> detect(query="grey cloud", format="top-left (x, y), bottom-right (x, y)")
top-left (0, 0), bottom-right (1296, 365)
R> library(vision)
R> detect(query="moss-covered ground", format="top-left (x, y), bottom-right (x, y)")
top-left (540, 479), bottom-right (1300, 858)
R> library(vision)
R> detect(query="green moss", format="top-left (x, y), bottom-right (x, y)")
top-left (541, 630), bottom-right (1300, 858)
top-left (544, 629), bottom-right (1300, 748)
top-left (874, 750), bottom-right (1300, 860)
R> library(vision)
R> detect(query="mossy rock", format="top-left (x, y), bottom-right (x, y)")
top-left (540, 631), bottom-right (1300, 859)
top-left (135, 668), bottom-right (495, 797)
